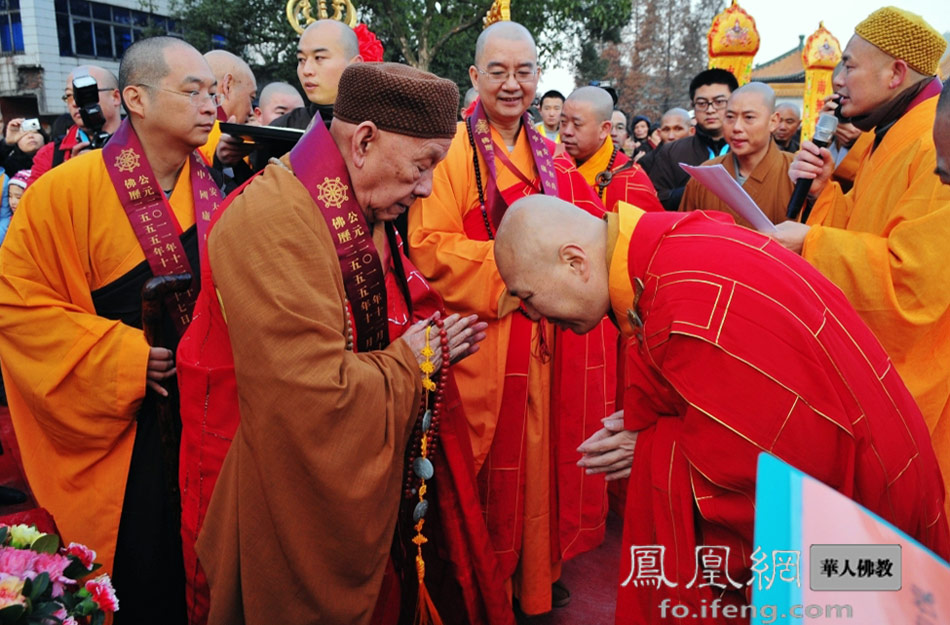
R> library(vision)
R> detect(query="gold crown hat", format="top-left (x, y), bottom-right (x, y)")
top-left (854, 6), bottom-right (946, 75)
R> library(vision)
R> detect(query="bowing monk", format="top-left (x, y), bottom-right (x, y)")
top-left (408, 21), bottom-right (612, 614)
top-left (560, 86), bottom-right (662, 213)
top-left (775, 7), bottom-right (950, 512)
top-left (188, 63), bottom-right (503, 625)
top-left (495, 195), bottom-right (950, 624)
top-left (0, 36), bottom-right (223, 624)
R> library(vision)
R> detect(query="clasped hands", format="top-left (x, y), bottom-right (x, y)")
top-left (403, 312), bottom-right (488, 372)
top-left (577, 410), bottom-right (638, 481)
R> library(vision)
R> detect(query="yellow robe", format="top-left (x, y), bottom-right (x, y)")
top-left (803, 96), bottom-right (950, 513)
top-left (410, 122), bottom-right (601, 614)
top-left (0, 149), bottom-right (196, 575)
top-left (198, 120), bottom-right (222, 166)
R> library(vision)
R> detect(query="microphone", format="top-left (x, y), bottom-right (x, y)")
top-left (786, 113), bottom-right (839, 221)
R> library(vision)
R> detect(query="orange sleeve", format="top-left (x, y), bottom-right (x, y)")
top-left (408, 126), bottom-right (510, 319)
top-left (0, 158), bottom-right (149, 449)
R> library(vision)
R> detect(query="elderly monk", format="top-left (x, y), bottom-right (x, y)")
top-left (409, 21), bottom-right (613, 615)
top-left (27, 64), bottom-right (122, 186)
top-left (680, 82), bottom-right (795, 226)
top-left (773, 102), bottom-right (802, 152)
top-left (657, 107), bottom-right (693, 144)
top-left (198, 50), bottom-right (257, 164)
top-left (495, 195), bottom-right (950, 624)
top-left (188, 63), bottom-right (503, 625)
top-left (560, 86), bottom-right (662, 213)
top-left (0, 36), bottom-right (221, 624)
top-left (253, 81), bottom-right (304, 125)
top-left (936, 78), bottom-right (950, 185)
top-left (775, 7), bottom-right (950, 512)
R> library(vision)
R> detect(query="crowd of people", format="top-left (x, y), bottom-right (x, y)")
top-left (0, 4), bottom-right (947, 625)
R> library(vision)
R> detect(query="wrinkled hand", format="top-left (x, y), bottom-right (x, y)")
top-left (770, 221), bottom-right (811, 255)
top-left (788, 140), bottom-right (834, 199)
top-left (215, 115), bottom-right (255, 165)
top-left (401, 313), bottom-right (489, 374)
top-left (4, 118), bottom-right (24, 145)
top-left (146, 346), bottom-right (176, 397)
top-left (70, 140), bottom-right (91, 159)
top-left (577, 411), bottom-right (637, 481)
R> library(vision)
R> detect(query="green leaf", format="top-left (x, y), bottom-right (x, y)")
top-left (75, 597), bottom-right (98, 616)
top-left (20, 578), bottom-right (31, 599)
top-left (0, 604), bottom-right (25, 624)
top-left (30, 534), bottom-right (60, 555)
top-left (29, 572), bottom-right (49, 601)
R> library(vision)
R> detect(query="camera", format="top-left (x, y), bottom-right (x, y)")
top-left (72, 73), bottom-right (111, 149)
top-left (21, 118), bottom-right (40, 132)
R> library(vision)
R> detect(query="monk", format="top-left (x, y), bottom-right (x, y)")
top-left (199, 50), bottom-right (257, 172)
top-left (657, 107), bottom-right (693, 144)
top-left (252, 81), bottom-right (304, 125)
top-left (680, 82), bottom-right (795, 226)
top-left (0, 36), bottom-right (222, 624)
top-left (560, 86), bottom-right (662, 213)
top-left (494, 195), bottom-right (950, 624)
top-left (775, 7), bottom-right (950, 512)
top-left (936, 78), bottom-right (950, 186)
top-left (190, 63), bottom-right (505, 625)
top-left (409, 21), bottom-right (612, 615)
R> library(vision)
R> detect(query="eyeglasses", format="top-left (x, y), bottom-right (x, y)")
top-left (61, 88), bottom-right (115, 103)
top-left (693, 97), bottom-right (729, 111)
top-left (136, 84), bottom-right (223, 107)
top-left (475, 66), bottom-right (538, 84)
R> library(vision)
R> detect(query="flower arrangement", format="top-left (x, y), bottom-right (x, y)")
top-left (0, 524), bottom-right (117, 625)
top-left (354, 24), bottom-right (384, 63)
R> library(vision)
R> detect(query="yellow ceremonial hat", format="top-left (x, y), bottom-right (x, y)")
top-left (854, 6), bottom-right (946, 76)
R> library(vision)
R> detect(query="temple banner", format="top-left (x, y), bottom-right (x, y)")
top-left (801, 22), bottom-right (842, 143)
top-left (707, 0), bottom-right (761, 86)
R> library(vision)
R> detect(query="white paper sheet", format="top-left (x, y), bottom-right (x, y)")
top-left (679, 162), bottom-right (778, 233)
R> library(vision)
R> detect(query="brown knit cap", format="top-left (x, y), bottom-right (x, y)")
top-left (333, 62), bottom-right (459, 140)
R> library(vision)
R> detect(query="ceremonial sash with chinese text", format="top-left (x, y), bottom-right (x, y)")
top-left (289, 113), bottom-right (389, 352)
top-left (468, 101), bottom-right (559, 229)
top-left (103, 119), bottom-right (217, 335)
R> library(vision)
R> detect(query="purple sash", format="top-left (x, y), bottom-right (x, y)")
top-left (289, 114), bottom-right (389, 352)
top-left (103, 119), bottom-right (217, 335)
top-left (468, 101), bottom-right (559, 228)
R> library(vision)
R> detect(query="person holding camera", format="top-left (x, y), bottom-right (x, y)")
top-left (0, 117), bottom-right (47, 177)
top-left (27, 65), bottom-right (121, 187)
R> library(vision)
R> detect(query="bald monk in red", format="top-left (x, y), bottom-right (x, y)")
top-left (560, 86), bottom-right (662, 213)
top-left (0, 36), bottom-right (223, 624)
top-left (180, 63), bottom-right (518, 625)
top-left (494, 196), bottom-right (950, 624)
top-left (409, 21), bottom-right (612, 614)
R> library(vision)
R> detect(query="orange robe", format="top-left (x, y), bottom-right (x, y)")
top-left (409, 121), bottom-right (610, 615)
top-left (197, 120), bottom-right (222, 166)
top-left (0, 150), bottom-right (196, 576)
top-left (608, 203), bottom-right (949, 624)
top-left (803, 93), bottom-right (950, 516)
top-left (575, 136), bottom-right (663, 213)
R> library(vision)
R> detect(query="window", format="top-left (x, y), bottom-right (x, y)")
top-left (55, 0), bottom-right (182, 59)
top-left (0, 0), bottom-right (24, 54)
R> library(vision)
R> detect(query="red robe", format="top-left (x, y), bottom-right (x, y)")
top-left (607, 205), bottom-right (950, 624)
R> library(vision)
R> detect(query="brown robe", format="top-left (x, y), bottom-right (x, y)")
top-left (195, 160), bottom-right (422, 625)
top-left (679, 139), bottom-right (796, 227)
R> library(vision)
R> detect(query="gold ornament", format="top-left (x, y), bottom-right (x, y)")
top-left (707, 0), bottom-right (760, 86)
top-left (483, 0), bottom-right (510, 29)
top-left (287, 0), bottom-right (357, 34)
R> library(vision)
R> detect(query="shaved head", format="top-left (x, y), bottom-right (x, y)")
top-left (566, 86), bottom-right (613, 123)
top-left (68, 64), bottom-right (118, 90)
top-left (301, 19), bottom-right (359, 59)
top-left (204, 49), bottom-right (254, 83)
top-left (475, 21), bottom-right (536, 66)
top-left (119, 36), bottom-right (196, 93)
top-left (256, 81), bottom-right (305, 125)
top-left (204, 49), bottom-right (256, 121)
top-left (659, 107), bottom-right (693, 143)
top-left (730, 82), bottom-right (776, 113)
top-left (495, 195), bottom-right (610, 334)
top-left (259, 81), bottom-right (302, 107)
top-left (775, 103), bottom-right (800, 117)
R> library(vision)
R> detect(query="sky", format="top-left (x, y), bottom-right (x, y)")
top-left (538, 0), bottom-right (949, 96)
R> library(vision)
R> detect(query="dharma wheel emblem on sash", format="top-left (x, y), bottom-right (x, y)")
top-left (475, 119), bottom-right (490, 135)
top-left (114, 148), bottom-right (140, 173)
top-left (316, 176), bottom-right (349, 209)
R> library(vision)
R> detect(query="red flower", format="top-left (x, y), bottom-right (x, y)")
top-left (65, 542), bottom-right (96, 569)
top-left (85, 574), bottom-right (119, 613)
top-left (354, 23), bottom-right (384, 62)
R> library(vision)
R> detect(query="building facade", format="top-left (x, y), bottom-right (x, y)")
top-left (0, 0), bottom-right (179, 124)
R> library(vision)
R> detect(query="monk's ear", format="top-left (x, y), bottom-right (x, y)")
top-left (221, 72), bottom-right (234, 98)
top-left (122, 85), bottom-right (148, 121)
top-left (600, 120), bottom-right (613, 141)
top-left (887, 59), bottom-right (910, 90)
top-left (768, 112), bottom-right (779, 134)
top-left (687, 125), bottom-right (696, 136)
top-left (351, 121), bottom-right (379, 168)
top-left (468, 65), bottom-right (479, 89)
top-left (559, 243), bottom-right (590, 279)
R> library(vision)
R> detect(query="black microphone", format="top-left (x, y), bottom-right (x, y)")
top-left (786, 113), bottom-right (838, 221)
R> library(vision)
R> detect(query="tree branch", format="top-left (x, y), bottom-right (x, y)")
top-left (429, 0), bottom-right (493, 58)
